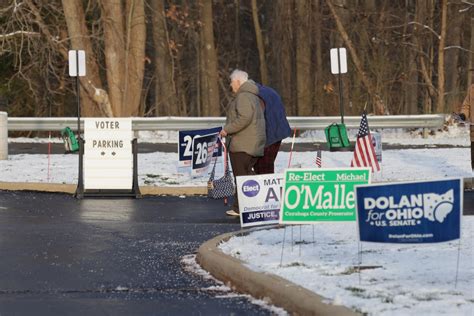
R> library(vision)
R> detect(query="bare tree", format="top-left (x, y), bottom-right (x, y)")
top-left (150, 0), bottom-right (179, 116)
top-left (436, 0), bottom-right (448, 113)
top-left (326, 0), bottom-right (388, 114)
top-left (296, 0), bottom-right (312, 115)
top-left (61, 0), bottom-right (146, 117)
top-left (271, 0), bottom-right (294, 115)
top-left (199, 0), bottom-right (220, 116)
top-left (251, 0), bottom-right (268, 85)
top-left (470, 15), bottom-right (474, 88)
top-left (444, 0), bottom-right (463, 111)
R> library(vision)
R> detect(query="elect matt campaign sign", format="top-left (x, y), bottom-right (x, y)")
top-left (355, 179), bottom-right (462, 243)
top-left (236, 174), bottom-right (283, 227)
top-left (281, 168), bottom-right (370, 224)
top-left (178, 127), bottom-right (221, 167)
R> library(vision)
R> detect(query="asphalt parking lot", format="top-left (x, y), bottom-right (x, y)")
top-left (0, 188), bottom-right (471, 315)
top-left (0, 191), bottom-right (274, 315)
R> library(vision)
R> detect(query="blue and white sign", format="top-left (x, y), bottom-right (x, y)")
top-left (236, 174), bottom-right (283, 228)
top-left (191, 133), bottom-right (219, 177)
top-left (355, 178), bottom-right (462, 243)
top-left (178, 127), bottom-right (222, 167)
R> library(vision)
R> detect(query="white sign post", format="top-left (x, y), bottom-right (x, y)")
top-left (330, 48), bottom-right (347, 75)
top-left (330, 47), bottom-right (348, 124)
top-left (83, 118), bottom-right (134, 191)
top-left (68, 50), bottom-right (86, 77)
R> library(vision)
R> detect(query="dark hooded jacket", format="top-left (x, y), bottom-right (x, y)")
top-left (256, 83), bottom-right (292, 146)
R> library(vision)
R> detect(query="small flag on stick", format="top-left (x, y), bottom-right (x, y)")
top-left (351, 112), bottom-right (380, 172)
top-left (315, 150), bottom-right (322, 168)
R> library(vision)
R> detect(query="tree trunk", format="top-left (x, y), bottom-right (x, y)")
top-left (404, 2), bottom-right (419, 114)
top-left (296, 0), bottom-right (312, 115)
top-left (234, 0), bottom-right (241, 66)
top-left (123, 0), bottom-right (146, 117)
top-left (200, 0), bottom-right (220, 116)
top-left (101, 0), bottom-right (125, 116)
top-left (468, 16), bottom-right (474, 88)
top-left (251, 0), bottom-right (268, 85)
top-left (273, 0), bottom-right (294, 115)
top-left (436, 0), bottom-right (447, 113)
top-left (313, 0), bottom-right (323, 115)
top-left (326, 0), bottom-right (387, 114)
top-left (199, 27), bottom-right (208, 116)
top-left (444, 0), bottom-right (463, 112)
top-left (150, 0), bottom-right (178, 116)
top-left (414, 0), bottom-right (437, 114)
top-left (60, 0), bottom-right (107, 117)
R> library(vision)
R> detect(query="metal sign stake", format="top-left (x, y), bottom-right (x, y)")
top-left (76, 51), bottom-right (84, 198)
top-left (68, 49), bottom-right (86, 198)
top-left (337, 50), bottom-right (344, 124)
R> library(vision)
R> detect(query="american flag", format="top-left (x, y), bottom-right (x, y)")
top-left (315, 149), bottom-right (322, 168)
top-left (351, 112), bottom-right (380, 172)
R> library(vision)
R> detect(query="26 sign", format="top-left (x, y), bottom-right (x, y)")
top-left (191, 133), bottom-right (219, 177)
top-left (178, 127), bottom-right (222, 167)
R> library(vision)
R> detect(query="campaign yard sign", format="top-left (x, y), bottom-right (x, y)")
top-left (191, 132), bottom-right (219, 177)
top-left (178, 127), bottom-right (222, 167)
top-left (281, 168), bottom-right (370, 224)
top-left (83, 118), bottom-right (133, 190)
top-left (355, 178), bottom-right (462, 243)
top-left (236, 174), bottom-right (283, 228)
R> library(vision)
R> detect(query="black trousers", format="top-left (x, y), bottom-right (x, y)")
top-left (254, 141), bottom-right (281, 175)
top-left (229, 151), bottom-right (258, 212)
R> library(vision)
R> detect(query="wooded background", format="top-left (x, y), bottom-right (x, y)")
top-left (0, 0), bottom-right (473, 118)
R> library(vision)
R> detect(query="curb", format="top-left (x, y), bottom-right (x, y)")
top-left (196, 229), bottom-right (358, 316)
top-left (0, 182), bottom-right (207, 196)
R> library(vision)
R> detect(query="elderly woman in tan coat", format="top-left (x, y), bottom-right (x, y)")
top-left (220, 69), bottom-right (266, 216)
top-left (458, 83), bottom-right (474, 169)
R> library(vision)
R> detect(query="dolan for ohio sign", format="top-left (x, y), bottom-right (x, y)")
top-left (355, 178), bottom-right (462, 243)
top-left (281, 168), bottom-right (370, 224)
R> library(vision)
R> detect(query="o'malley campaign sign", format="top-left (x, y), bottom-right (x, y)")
top-left (236, 174), bottom-right (283, 227)
top-left (355, 178), bottom-right (462, 243)
top-left (281, 168), bottom-right (370, 224)
top-left (178, 127), bottom-right (222, 167)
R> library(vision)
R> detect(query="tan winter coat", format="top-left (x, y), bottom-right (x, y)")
top-left (460, 84), bottom-right (474, 141)
top-left (224, 81), bottom-right (266, 157)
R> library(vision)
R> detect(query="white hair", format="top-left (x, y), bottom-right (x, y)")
top-left (230, 69), bottom-right (248, 83)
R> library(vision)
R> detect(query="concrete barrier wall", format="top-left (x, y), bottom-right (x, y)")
top-left (0, 112), bottom-right (7, 160)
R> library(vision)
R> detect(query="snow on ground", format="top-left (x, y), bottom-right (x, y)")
top-left (181, 254), bottom-right (288, 315)
top-left (219, 220), bottom-right (473, 316)
top-left (1, 124), bottom-right (473, 315)
top-left (0, 147), bottom-right (470, 186)
top-left (1, 125), bottom-right (472, 185)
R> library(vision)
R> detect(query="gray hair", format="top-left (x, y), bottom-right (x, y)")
top-left (230, 69), bottom-right (248, 83)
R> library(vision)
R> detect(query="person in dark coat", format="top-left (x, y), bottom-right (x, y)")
top-left (254, 83), bottom-right (292, 174)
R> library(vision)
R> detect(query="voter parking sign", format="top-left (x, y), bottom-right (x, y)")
top-left (83, 118), bottom-right (133, 190)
